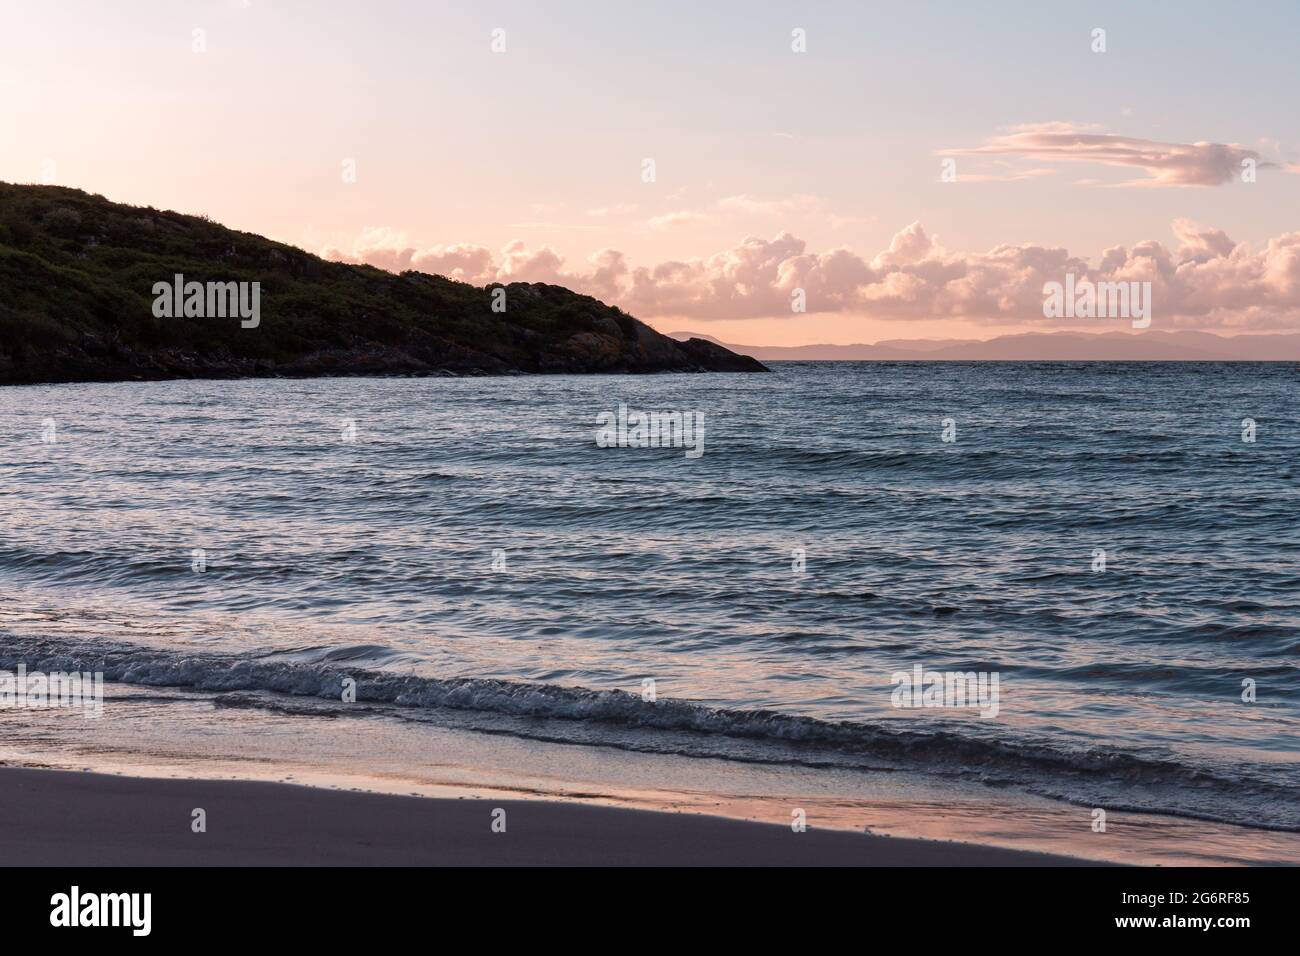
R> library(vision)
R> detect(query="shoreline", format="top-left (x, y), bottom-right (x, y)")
top-left (3, 356), bottom-right (1297, 389)
top-left (1, 677), bottom-right (1296, 867)
top-left (0, 766), bottom-right (1100, 867)
top-left (0, 363), bottom-right (766, 389)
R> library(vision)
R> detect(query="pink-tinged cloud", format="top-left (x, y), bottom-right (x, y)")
top-left (324, 220), bottom-right (1300, 331)
top-left (716, 193), bottom-right (821, 216)
top-left (940, 122), bottom-right (1283, 187)
top-left (323, 227), bottom-right (497, 283)
top-left (645, 210), bottom-right (713, 230)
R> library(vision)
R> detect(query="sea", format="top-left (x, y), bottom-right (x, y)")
top-left (1, 361), bottom-right (1296, 840)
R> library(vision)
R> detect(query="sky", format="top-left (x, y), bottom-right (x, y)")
top-left (2, 0), bottom-right (1298, 344)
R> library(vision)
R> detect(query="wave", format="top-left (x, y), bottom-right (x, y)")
top-left (1, 631), bottom-right (1295, 832)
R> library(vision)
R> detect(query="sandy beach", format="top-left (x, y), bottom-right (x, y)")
top-left (3, 678), bottom-right (1295, 866)
top-left (0, 766), bottom-right (1100, 867)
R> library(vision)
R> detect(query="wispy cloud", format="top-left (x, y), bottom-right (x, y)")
top-left (638, 193), bottom-right (823, 231)
top-left (940, 122), bottom-right (1284, 187)
top-left (716, 193), bottom-right (821, 216)
top-left (940, 161), bottom-right (1056, 183)
top-left (645, 210), bottom-right (713, 230)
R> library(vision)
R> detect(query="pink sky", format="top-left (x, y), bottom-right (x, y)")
top-left (2, 1), bottom-right (1297, 344)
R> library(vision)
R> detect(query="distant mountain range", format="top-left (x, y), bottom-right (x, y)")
top-left (666, 330), bottom-right (1300, 362)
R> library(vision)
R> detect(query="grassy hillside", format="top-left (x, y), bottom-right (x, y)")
top-left (0, 183), bottom-right (764, 383)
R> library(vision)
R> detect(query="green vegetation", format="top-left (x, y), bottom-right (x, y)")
top-left (0, 182), bottom-right (764, 383)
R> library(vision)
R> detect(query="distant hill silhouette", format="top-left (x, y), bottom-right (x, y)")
top-left (668, 330), bottom-right (1300, 362)
top-left (0, 183), bottom-right (766, 385)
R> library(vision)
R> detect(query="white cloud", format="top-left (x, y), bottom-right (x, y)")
top-left (324, 220), bottom-right (1300, 331)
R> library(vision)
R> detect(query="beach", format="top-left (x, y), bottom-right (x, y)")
top-left (3, 677), bottom-right (1297, 867)
top-left (1, 766), bottom-right (1097, 867)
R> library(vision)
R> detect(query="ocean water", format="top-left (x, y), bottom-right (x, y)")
top-left (1, 362), bottom-right (1297, 833)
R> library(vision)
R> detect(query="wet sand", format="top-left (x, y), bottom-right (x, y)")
top-left (0, 767), bottom-right (1099, 866)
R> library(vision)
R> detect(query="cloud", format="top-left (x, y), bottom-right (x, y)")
top-left (942, 163), bottom-right (1056, 183)
top-left (322, 229), bottom-right (498, 284)
top-left (940, 122), bottom-right (1285, 187)
top-left (637, 194), bottom-right (824, 231)
top-left (324, 220), bottom-right (1300, 331)
top-left (645, 210), bottom-right (713, 230)
top-left (1172, 219), bottom-right (1235, 263)
top-left (716, 193), bottom-right (821, 216)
